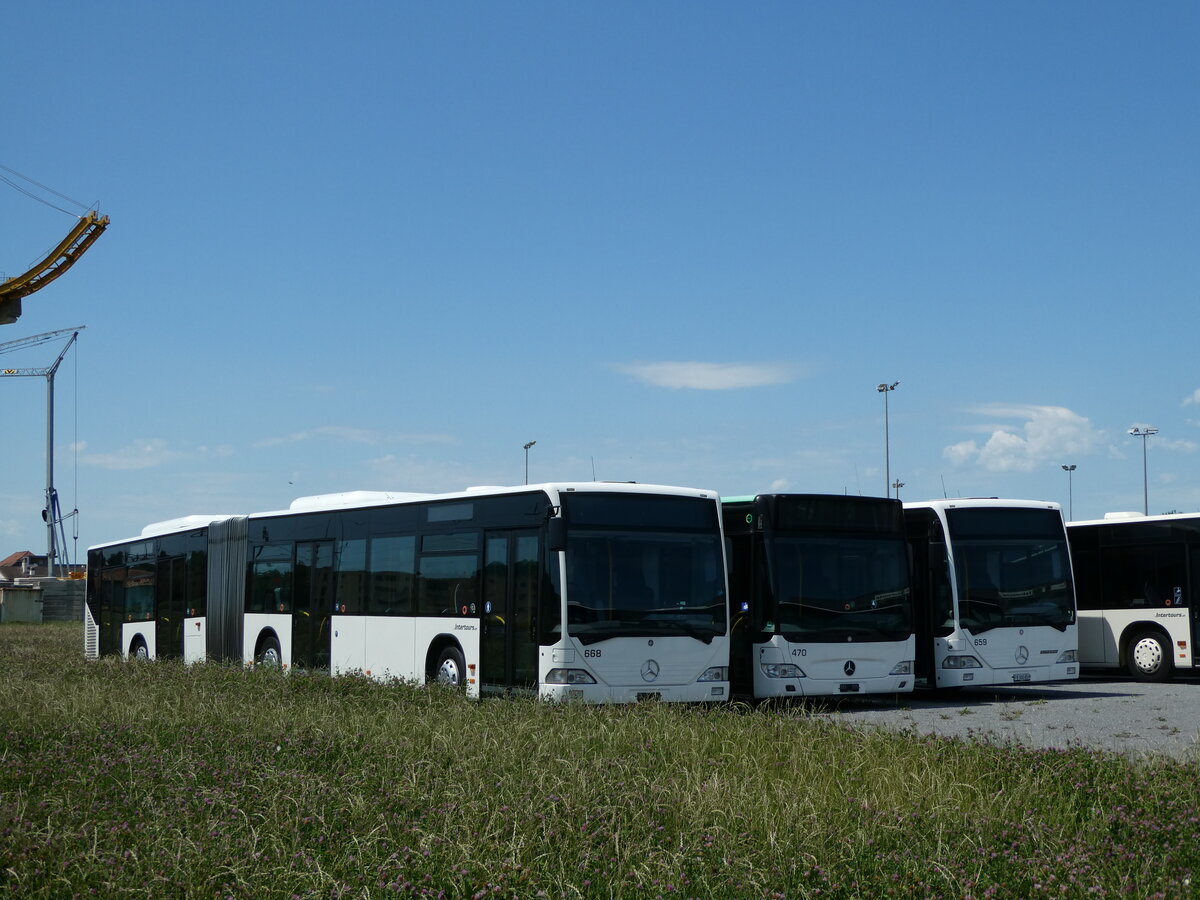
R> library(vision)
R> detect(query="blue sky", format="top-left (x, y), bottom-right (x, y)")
top-left (1, 2), bottom-right (1197, 562)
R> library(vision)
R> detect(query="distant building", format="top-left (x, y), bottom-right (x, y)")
top-left (0, 551), bottom-right (85, 582)
top-left (0, 551), bottom-right (49, 581)
top-left (0, 550), bottom-right (86, 622)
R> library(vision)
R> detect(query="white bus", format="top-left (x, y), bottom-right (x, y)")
top-left (85, 482), bottom-right (730, 703)
top-left (721, 494), bottom-right (915, 698)
top-left (903, 498), bottom-right (1078, 689)
top-left (1067, 511), bottom-right (1200, 681)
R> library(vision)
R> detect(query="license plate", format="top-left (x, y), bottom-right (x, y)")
top-left (839, 683), bottom-right (860, 693)
top-left (1012, 672), bottom-right (1031, 683)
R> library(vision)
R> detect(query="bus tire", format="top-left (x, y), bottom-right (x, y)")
top-left (257, 634), bottom-right (283, 668)
top-left (433, 646), bottom-right (466, 688)
top-left (1126, 629), bottom-right (1172, 682)
top-left (129, 637), bottom-right (149, 660)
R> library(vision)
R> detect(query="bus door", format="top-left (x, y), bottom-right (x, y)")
top-left (155, 556), bottom-right (187, 658)
top-left (481, 530), bottom-right (540, 691)
top-left (99, 567), bottom-right (126, 657)
top-left (905, 510), bottom-right (955, 686)
top-left (293, 541), bottom-right (333, 671)
top-left (1191, 547), bottom-right (1200, 664)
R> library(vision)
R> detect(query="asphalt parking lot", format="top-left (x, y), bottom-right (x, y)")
top-left (807, 673), bottom-right (1200, 760)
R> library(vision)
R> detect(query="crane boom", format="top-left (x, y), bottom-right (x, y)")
top-left (0, 211), bottom-right (108, 324)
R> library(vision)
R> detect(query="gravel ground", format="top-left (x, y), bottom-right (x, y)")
top-left (806, 673), bottom-right (1200, 760)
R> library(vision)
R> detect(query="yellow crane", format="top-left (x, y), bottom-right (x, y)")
top-left (0, 210), bottom-right (108, 324)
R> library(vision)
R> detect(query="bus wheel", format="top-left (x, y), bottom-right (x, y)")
top-left (130, 638), bottom-right (149, 660)
top-left (1127, 630), bottom-right (1172, 682)
top-left (257, 635), bottom-right (282, 668)
top-left (434, 647), bottom-right (466, 687)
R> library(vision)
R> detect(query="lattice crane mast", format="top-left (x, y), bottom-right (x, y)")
top-left (0, 326), bottom-right (85, 574)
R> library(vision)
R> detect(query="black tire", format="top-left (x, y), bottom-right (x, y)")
top-left (433, 646), bottom-right (466, 687)
top-left (1126, 629), bottom-right (1172, 682)
top-left (257, 634), bottom-right (283, 668)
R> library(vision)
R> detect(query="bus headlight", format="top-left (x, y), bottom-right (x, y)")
top-left (698, 666), bottom-right (728, 682)
top-left (941, 655), bottom-right (982, 669)
top-left (545, 668), bottom-right (596, 684)
top-left (1057, 650), bottom-right (1077, 663)
top-left (889, 660), bottom-right (914, 675)
top-left (761, 663), bottom-right (806, 678)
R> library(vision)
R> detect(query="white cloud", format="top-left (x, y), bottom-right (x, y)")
top-left (943, 440), bottom-right (979, 466)
top-left (617, 361), bottom-right (795, 390)
top-left (79, 439), bottom-right (233, 471)
top-left (1183, 388), bottom-right (1200, 407)
top-left (255, 426), bottom-right (381, 448)
top-left (942, 405), bottom-right (1103, 473)
top-left (1159, 438), bottom-right (1199, 454)
top-left (254, 427), bottom-right (456, 449)
top-left (80, 438), bottom-right (183, 471)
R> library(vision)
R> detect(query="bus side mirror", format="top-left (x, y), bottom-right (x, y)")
top-left (547, 517), bottom-right (567, 552)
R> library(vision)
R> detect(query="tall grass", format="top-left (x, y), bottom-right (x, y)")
top-left (1, 623), bottom-right (1197, 898)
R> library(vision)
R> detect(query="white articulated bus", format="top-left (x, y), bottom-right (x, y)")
top-left (1067, 511), bottom-right (1200, 681)
top-left (85, 482), bottom-right (730, 703)
top-left (721, 494), bottom-right (915, 698)
top-left (903, 498), bottom-right (1078, 689)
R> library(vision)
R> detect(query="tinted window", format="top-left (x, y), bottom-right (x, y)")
top-left (770, 495), bottom-right (904, 535)
top-left (422, 532), bottom-right (479, 553)
top-left (336, 539), bottom-right (367, 613)
top-left (250, 558), bottom-right (292, 614)
top-left (369, 535), bottom-right (416, 615)
top-left (1101, 545), bottom-right (1187, 609)
top-left (768, 536), bottom-right (911, 642)
top-left (563, 493), bottom-right (717, 530)
top-left (418, 554), bottom-right (479, 616)
top-left (125, 565), bottom-right (155, 621)
top-left (946, 507), bottom-right (1065, 540)
top-left (565, 530), bottom-right (725, 643)
top-left (428, 503), bottom-right (473, 523)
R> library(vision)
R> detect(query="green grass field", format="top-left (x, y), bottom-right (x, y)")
top-left (1, 623), bottom-right (1197, 898)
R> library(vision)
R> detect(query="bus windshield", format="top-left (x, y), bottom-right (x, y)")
top-left (562, 494), bottom-right (726, 645)
top-left (946, 508), bottom-right (1075, 634)
top-left (768, 536), bottom-right (911, 642)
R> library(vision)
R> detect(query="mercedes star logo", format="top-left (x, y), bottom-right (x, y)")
top-left (641, 659), bottom-right (661, 682)
top-left (1015, 645), bottom-right (1029, 665)
top-left (843, 660), bottom-right (856, 677)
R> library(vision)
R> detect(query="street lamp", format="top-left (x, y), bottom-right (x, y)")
top-left (1128, 426), bottom-right (1158, 515)
top-left (523, 441), bottom-right (536, 485)
top-left (891, 479), bottom-right (905, 500)
top-left (877, 381), bottom-right (899, 497)
top-left (1060, 465), bottom-right (1076, 521)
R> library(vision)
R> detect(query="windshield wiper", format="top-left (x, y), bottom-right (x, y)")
top-left (570, 617), bottom-right (721, 645)
top-left (964, 620), bottom-right (998, 636)
top-left (1005, 610), bottom-right (1070, 631)
top-left (644, 619), bottom-right (719, 644)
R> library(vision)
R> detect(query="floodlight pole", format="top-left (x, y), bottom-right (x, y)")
top-left (1060, 464), bottom-right (1076, 520)
top-left (523, 441), bottom-right (536, 485)
top-left (877, 381), bottom-right (899, 497)
top-left (1129, 427), bottom-right (1158, 516)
